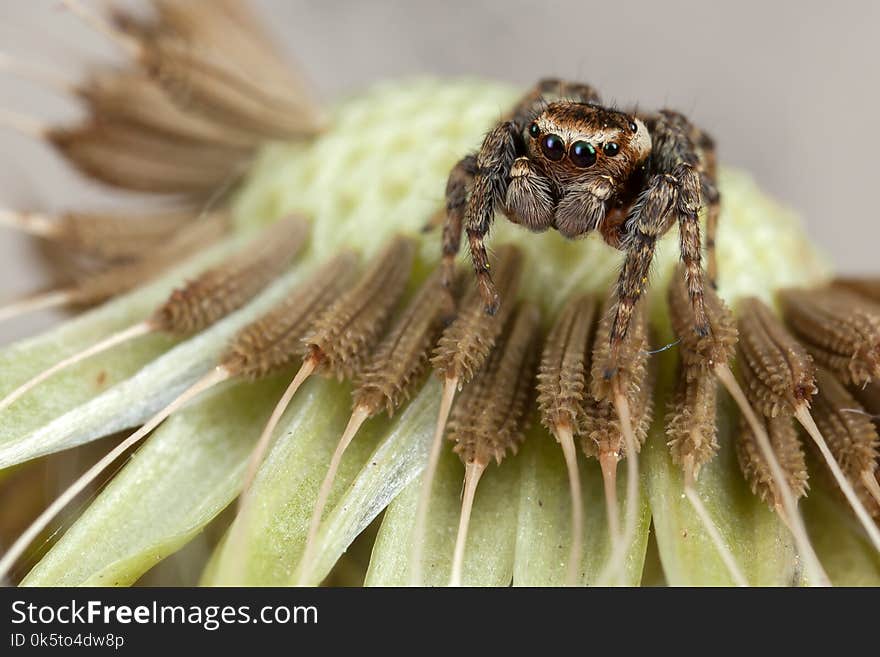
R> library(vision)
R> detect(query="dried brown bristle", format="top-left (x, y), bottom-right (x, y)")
top-left (833, 277), bottom-right (880, 305)
top-left (536, 294), bottom-right (597, 435)
top-left (353, 269), bottom-right (452, 416)
top-left (667, 264), bottom-right (738, 374)
top-left (0, 208), bottom-right (200, 262)
top-left (58, 209), bottom-right (203, 262)
top-left (77, 70), bottom-right (257, 149)
top-left (304, 236), bottom-right (417, 380)
top-left (779, 287), bottom-right (880, 386)
top-left (48, 121), bottom-right (252, 195)
top-left (736, 413), bottom-right (809, 507)
top-left (589, 295), bottom-right (649, 404)
top-left (122, 3), bottom-right (324, 140)
top-left (447, 302), bottom-right (541, 466)
top-left (666, 364), bottom-right (719, 481)
top-left (150, 214), bottom-right (308, 336)
top-left (811, 368), bottom-right (880, 517)
top-left (222, 252), bottom-right (358, 380)
top-left (737, 297), bottom-right (817, 418)
top-left (68, 212), bottom-right (227, 307)
top-left (431, 244), bottom-right (524, 384)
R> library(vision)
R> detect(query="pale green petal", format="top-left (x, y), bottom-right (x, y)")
top-left (0, 256), bottom-right (318, 469)
top-left (644, 355), bottom-right (799, 587)
top-left (295, 383), bottom-right (440, 585)
top-left (513, 426), bottom-right (650, 586)
top-left (804, 488), bottom-right (880, 586)
top-left (0, 238), bottom-right (237, 462)
top-left (365, 438), bottom-right (521, 587)
top-left (21, 376), bottom-right (286, 586)
top-left (206, 378), bottom-right (383, 585)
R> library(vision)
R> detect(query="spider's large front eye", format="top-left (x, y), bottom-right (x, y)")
top-left (541, 134), bottom-right (566, 161)
top-left (569, 140), bottom-right (597, 168)
top-left (528, 122), bottom-right (540, 138)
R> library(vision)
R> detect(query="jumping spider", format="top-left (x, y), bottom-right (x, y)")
top-left (440, 78), bottom-right (719, 376)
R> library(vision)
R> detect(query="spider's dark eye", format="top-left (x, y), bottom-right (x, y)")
top-left (541, 134), bottom-right (565, 161)
top-left (569, 140), bottom-right (597, 168)
top-left (528, 122), bottom-right (540, 138)
top-left (628, 121), bottom-right (638, 133)
top-left (603, 142), bottom-right (620, 157)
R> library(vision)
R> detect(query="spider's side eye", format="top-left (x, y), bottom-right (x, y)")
top-left (528, 122), bottom-right (540, 138)
top-left (569, 140), bottom-right (597, 168)
top-left (541, 134), bottom-right (566, 161)
top-left (628, 120), bottom-right (638, 133)
top-left (603, 142), bottom-right (620, 157)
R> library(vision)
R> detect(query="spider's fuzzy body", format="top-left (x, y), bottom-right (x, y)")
top-left (441, 79), bottom-right (720, 376)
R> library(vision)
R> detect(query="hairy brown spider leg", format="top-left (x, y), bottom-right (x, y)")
top-left (607, 113), bottom-right (711, 378)
top-left (465, 121), bottom-right (518, 314)
top-left (694, 129), bottom-right (720, 288)
top-left (441, 154), bottom-right (477, 288)
top-left (702, 175), bottom-right (720, 287)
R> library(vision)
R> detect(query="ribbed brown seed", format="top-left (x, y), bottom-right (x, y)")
top-left (583, 297), bottom-right (653, 459)
top-left (353, 269), bottom-right (452, 416)
top-left (590, 295), bottom-right (649, 402)
top-left (57, 209), bottom-right (202, 261)
top-left (536, 294), bottom-right (597, 435)
top-left (667, 264), bottom-right (738, 376)
top-left (737, 297), bottom-right (817, 418)
top-left (448, 303), bottom-right (541, 466)
top-left (221, 252), bottom-right (358, 380)
top-left (431, 244), bottom-right (523, 383)
top-left (736, 413), bottom-right (809, 507)
top-left (582, 367), bottom-right (655, 460)
top-left (304, 236), bottom-right (417, 380)
top-left (833, 277), bottom-right (880, 304)
top-left (151, 214), bottom-right (309, 336)
top-left (67, 213), bottom-right (228, 307)
top-left (810, 368), bottom-right (880, 516)
top-left (666, 364), bottom-right (719, 479)
top-left (779, 287), bottom-right (880, 386)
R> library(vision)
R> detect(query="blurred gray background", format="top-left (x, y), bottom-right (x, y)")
top-left (0, 0), bottom-right (878, 342)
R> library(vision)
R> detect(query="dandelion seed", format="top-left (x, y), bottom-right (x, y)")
top-left (0, 247), bottom-right (347, 582)
top-left (780, 287), bottom-right (880, 387)
top-left (585, 296), bottom-right (651, 586)
top-left (0, 214), bottom-right (306, 413)
top-left (297, 269), bottom-right (450, 583)
top-left (0, 213), bottom-right (227, 326)
top-left (410, 244), bottom-right (523, 585)
top-left (242, 236), bottom-right (417, 503)
top-left (446, 302), bottom-right (540, 586)
top-left (536, 294), bottom-right (596, 585)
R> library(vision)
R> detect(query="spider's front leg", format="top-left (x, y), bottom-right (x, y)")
top-left (463, 121), bottom-right (518, 314)
top-left (440, 154), bottom-right (477, 289)
top-left (605, 166), bottom-right (709, 379)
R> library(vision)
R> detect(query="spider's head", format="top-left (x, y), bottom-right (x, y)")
top-left (525, 102), bottom-right (651, 184)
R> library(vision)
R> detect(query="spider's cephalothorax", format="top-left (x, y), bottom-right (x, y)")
top-left (441, 78), bottom-right (720, 376)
